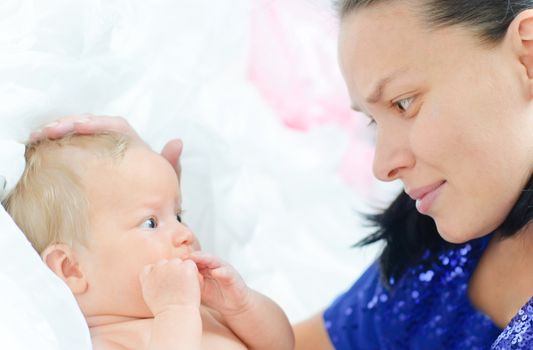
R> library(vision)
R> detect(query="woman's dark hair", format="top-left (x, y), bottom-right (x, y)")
top-left (336, 0), bottom-right (533, 45)
top-left (337, 0), bottom-right (533, 285)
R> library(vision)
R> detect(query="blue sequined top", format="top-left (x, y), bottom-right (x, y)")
top-left (324, 236), bottom-right (504, 349)
top-left (492, 297), bottom-right (533, 349)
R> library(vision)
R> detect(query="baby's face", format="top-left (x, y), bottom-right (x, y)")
top-left (76, 143), bottom-right (200, 318)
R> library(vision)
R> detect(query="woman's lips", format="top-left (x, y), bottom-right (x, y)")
top-left (407, 181), bottom-right (446, 214)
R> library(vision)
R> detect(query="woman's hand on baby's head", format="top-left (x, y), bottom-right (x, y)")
top-left (30, 114), bottom-right (183, 181)
top-left (30, 114), bottom-right (141, 142)
top-left (139, 258), bottom-right (201, 316)
top-left (185, 251), bottom-right (254, 317)
top-left (160, 138), bottom-right (183, 182)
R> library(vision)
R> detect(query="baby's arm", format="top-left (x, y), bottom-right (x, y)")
top-left (224, 289), bottom-right (295, 350)
top-left (140, 259), bottom-right (202, 350)
top-left (187, 252), bottom-right (294, 350)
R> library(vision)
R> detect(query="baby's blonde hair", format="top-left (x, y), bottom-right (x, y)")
top-left (2, 132), bottom-right (132, 253)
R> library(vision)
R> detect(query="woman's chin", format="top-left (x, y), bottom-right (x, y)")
top-left (435, 222), bottom-right (483, 244)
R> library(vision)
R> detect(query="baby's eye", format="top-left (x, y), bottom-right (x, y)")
top-left (141, 217), bottom-right (157, 229)
top-left (394, 97), bottom-right (414, 112)
top-left (176, 213), bottom-right (182, 223)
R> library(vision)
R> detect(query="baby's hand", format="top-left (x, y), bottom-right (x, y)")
top-left (185, 251), bottom-right (253, 317)
top-left (139, 258), bottom-right (201, 316)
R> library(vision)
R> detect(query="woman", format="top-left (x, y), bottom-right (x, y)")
top-left (294, 0), bottom-right (532, 349)
top-left (36, 0), bottom-right (533, 348)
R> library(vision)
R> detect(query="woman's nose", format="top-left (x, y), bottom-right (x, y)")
top-left (372, 127), bottom-right (415, 182)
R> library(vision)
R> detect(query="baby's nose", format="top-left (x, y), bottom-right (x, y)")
top-left (171, 226), bottom-right (195, 248)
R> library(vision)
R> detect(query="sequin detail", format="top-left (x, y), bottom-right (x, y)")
top-left (491, 297), bottom-right (533, 349)
top-left (324, 236), bottom-right (502, 349)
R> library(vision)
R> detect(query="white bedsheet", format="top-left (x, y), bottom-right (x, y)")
top-left (0, 0), bottom-right (399, 348)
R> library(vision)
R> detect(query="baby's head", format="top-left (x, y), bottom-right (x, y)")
top-left (4, 133), bottom-right (131, 253)
top-left (3, 133), bottom-right (199, 321)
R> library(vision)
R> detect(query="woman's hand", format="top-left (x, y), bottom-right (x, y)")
top-left (30, 114), bottom-right (141, 141)
top-left (30, 114), bottom-right (183, 181)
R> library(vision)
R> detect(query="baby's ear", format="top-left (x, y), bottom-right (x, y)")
top-left (41, 244), bottom-right (88, 295)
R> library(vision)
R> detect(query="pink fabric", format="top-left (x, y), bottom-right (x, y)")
top-left (248, 0), bottom-right (351, 130)
top-left (248, 0), bottom-right (376, 193)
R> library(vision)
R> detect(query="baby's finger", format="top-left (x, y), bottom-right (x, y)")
top-left (211, 266), bottom-right (233, 281)
top-left (156, 259), bottom-right (170, 267)
top-left (198, 265), bottom-right (239, 288)
top-left (186, 251), bottom-right (222, 269)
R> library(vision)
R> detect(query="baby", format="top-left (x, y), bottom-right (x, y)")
top-left (3, 132), bottom-right (294, 350)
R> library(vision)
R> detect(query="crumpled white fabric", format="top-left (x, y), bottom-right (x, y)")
top-left (0, 140), bottom-right (25, 202)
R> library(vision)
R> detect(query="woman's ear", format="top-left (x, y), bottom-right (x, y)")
top-left (41, 244), bottom-right (88, 295)
top-left (507, 9), bottom-right (533, 95)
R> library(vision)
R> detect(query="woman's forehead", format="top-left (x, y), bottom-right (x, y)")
top-left (338, 4), bottom-right (423, 98)
top-left (338, 2), bottom-right (429, 57)
top-left (338, 2), bottom-right (488, 103)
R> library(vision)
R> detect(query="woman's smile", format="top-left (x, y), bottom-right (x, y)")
top-left (412, 181), bottom-right (446, 214)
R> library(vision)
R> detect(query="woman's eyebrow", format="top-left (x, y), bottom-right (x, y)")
top-left (365, 67), bottom-right (409, 104)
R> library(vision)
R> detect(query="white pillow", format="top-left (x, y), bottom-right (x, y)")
top-left (0, 208), bottom-right (91, 350)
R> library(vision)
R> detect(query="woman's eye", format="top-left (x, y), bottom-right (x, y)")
top-left (364, 113), bottom-right (376, 126)
top-left (395, 97), bottom-right (413, 112)
top-left (141, 218), bottom-right (157, 229)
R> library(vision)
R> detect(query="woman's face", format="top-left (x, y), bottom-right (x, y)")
top-left (338, 2), bottom-right (533, 243)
